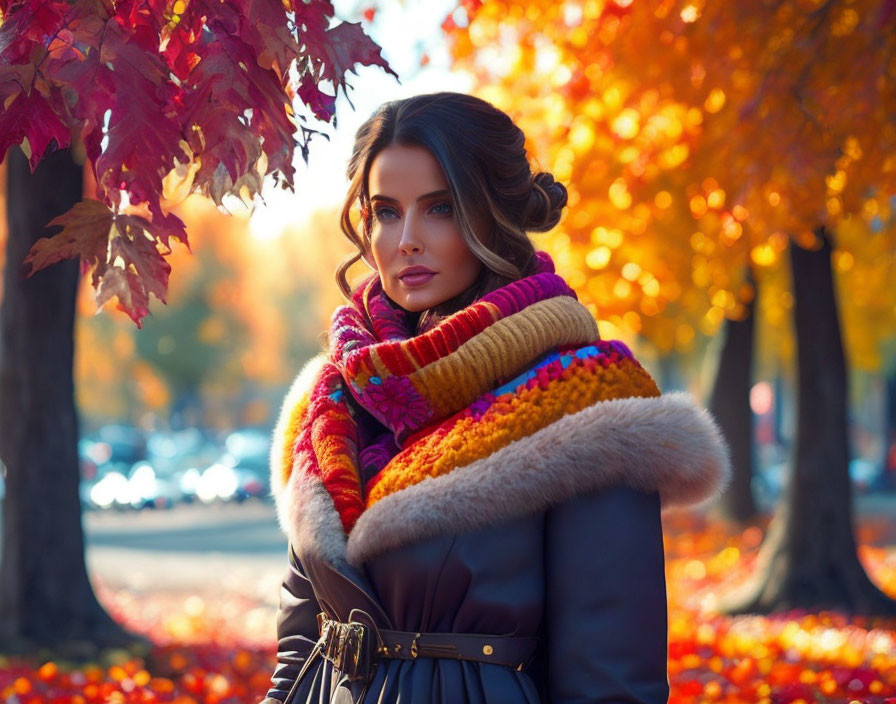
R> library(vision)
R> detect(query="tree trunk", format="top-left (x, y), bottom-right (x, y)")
top-left (0, 146), bottom-right (140, 654)
top-left (721, 229), bottom-right (896, 615)
top-left (709, 269), bottom-right (758, 523)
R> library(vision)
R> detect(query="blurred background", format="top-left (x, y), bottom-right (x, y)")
top-left (2, 0), bottom-right (896, 702)
top-left (0, 0), bottom-right (475, 515)
top-left (2, 0), bottom-right (893, 515)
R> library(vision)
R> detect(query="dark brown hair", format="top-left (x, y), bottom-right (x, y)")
top-left (337, 91), bottom-right (568, 321)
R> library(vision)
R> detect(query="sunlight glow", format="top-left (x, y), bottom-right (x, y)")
top-left (248, 0), bottom-right (472, 241)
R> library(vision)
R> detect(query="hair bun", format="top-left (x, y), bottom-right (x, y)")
top-left (524, 172), bottom-right (568, 232)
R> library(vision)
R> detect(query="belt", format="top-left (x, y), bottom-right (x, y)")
top-left (316, 611), bottom-right (538, 682)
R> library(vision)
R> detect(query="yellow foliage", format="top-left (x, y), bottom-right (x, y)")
top-left (71, 194), bottom-right (351, 426)
top-left (446, 0), bottom-right (896, 365)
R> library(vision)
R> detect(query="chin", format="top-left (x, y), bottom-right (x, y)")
top-left (394, 296), bottom-right (438, 313)
top-left (384, 274), bottom-right (478, 314)
top-left (385, 286), bottom-right (449, 313)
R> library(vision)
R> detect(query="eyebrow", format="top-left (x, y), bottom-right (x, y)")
top-left (370, 189), bottom-right (451, 203)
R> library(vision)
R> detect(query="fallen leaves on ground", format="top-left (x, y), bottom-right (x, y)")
top-left (661, 512), bottom-right (896, 704)
top-left (1, 512), bottom-right (895, 704)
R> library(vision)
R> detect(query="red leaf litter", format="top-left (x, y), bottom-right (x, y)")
top-left (2, 513), bottom-right (895, 704)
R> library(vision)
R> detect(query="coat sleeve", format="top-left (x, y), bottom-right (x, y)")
top-left (259, 545), bottom-right (323, 704)
top-left (544, 484), bottom-right (669, 704)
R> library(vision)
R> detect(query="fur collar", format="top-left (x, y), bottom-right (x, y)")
top-left (270, 358), bottom-right (730, 569)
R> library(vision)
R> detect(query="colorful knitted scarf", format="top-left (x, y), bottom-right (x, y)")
top-left (276, 252), bottom-right (661, 534)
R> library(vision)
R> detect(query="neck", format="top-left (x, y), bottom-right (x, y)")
top-left (415, 268), bottom-right (512, 334)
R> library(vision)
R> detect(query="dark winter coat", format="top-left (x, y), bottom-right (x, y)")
top-left (259, 390), bottom-right (730, 704)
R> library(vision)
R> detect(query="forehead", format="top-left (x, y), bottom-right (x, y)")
top-left (368, 144), bottom-right (448, 196)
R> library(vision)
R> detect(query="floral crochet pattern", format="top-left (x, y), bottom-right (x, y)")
top-left (362, 375), bottom-right (432, 439)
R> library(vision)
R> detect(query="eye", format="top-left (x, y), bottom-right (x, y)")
top-left (373, 206), bottom-right (399, 222)
top-left (428, 201), bottom-right (453, 217)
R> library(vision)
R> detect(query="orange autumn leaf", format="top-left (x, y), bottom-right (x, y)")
top-left (446, 0), bottom-right (896, 368)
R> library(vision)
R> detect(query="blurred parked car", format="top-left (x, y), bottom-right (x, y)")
top-left (146, 428), bottom-right (220, 504)
top-left (80, 425), bottom-right (201, 511)
top-left (82, 461), bottom-right (132, 510)
top-left (126, 461), bottom-right (183, 509)
top-left (77, 424), bottom-right (273, 509)
top-left (84, 458), bottom-right (202, 511)
top-left (849, 458), bottom-right (883, 492)
top-left (81, 424), bottom-right (147, 466)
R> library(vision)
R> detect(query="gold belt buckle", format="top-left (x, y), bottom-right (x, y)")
top-left (317, 611), bottom-right (328, 636)
top-left (316, 612), bottom-right (373, 681)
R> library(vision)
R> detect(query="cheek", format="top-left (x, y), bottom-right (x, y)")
top-left (369, 228), bottom-right (394, 266)
top-left (431, 222), bottom-right (466, 257)
top-left (446, 235), bottom-right (480, 273)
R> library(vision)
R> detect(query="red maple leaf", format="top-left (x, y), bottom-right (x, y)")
top-left (0, 0), bottom-right (70, 64)
top-left (109, 216), bottom-right (171, 305)
top-left (24, 199), bottom-right (176, 327)
top-left (0, 88), bottom-right (71, 170)
top-left (238, 0), bottom-right (301, 78)
top-left (297, 70), bottom-right (336, 122)
top-left (23, 199), bottom-right (113, 277)
top-left (318, 21), bottom-right (397, 93)
top-left (178, 34), bottom-right (294, 200)
top-left (1, 0), bottom-right (395, 326)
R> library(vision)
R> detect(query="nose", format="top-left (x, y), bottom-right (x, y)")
top-left (398, 210), bottom-right (423, 254)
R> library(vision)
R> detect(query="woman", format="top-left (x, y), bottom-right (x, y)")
top-left (260, 92), bottom-right (729, 704)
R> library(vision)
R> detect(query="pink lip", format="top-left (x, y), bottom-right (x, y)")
top-left (398, 266), bottom-right (436, 286)
top-left (399, 271), bottom-right (436, 286)
top-left (398, 266), bottom-right (436, 277)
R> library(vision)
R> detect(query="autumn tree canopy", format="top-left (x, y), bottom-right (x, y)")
top-left (74, 197), bottom-right (345, 429)
top-left (0, 0), bottom-right (394, 326)
top-left (443, 0), bottom-right (896, 615)
top-left (446, 0), bottom-right (896, 366)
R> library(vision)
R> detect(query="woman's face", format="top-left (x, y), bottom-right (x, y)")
top-left (366, 144), bottom-right (483, 313)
